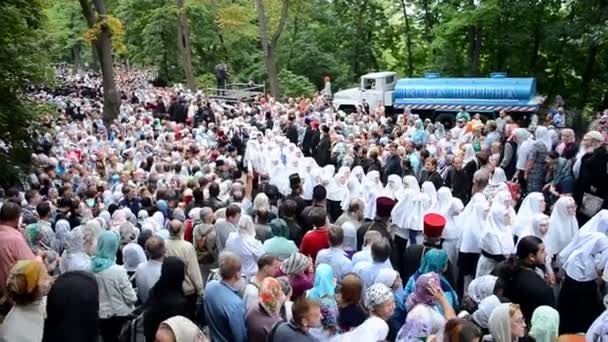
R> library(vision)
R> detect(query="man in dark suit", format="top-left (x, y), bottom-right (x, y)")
top-left (313, 125), bottom-right (332, 167)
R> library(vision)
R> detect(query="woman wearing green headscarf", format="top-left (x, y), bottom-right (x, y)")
top-left (91, 231), bottom-right (137, 342)
top-left (263, 218), bottom-right (298, 260)
top-left (529, 306), bottom-right (559, 342)
top-left (403, 249), bottom-right (459, 312)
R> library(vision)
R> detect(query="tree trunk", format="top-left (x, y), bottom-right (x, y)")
top-left (400, 0), bottom-right (414, 77)
top-left (579, 44), bottom-right (598, 108)
top-left (81, 0), bottom-right (121, 126)
top-left (421, 0), bottom-right (433, 43)
top-left (175, 0), bottom-right (196, 91)
top-left (287, 0), bottom-right (301, 69)
top-left (255, 0), bottom-right (290, 98)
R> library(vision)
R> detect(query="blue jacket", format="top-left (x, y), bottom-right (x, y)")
top-left (203, 280), bottom-right (247, 342)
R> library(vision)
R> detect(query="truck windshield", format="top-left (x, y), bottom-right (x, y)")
top-left (362, 78), bottom-right (376, 90)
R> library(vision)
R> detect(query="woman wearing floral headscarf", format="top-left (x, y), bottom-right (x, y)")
top-left (0, 260), bottom-right (50, 342)
top-left (375, 268), bottom-right (407, 341)
top-left (338, 283), bottom-right (395, 341)
top-left (396, 272), bottom-right (456, 342)
top-left (306, 264), bottom-right (339, 341)
top-left (403, 249), bottom-right (459, 312)
top-left (245, 277), bottom-right (285, 341)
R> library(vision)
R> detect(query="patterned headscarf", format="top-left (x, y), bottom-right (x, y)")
top-left (259, 277), bottom-right (285, 315)
top-left (406, 272), bottom-right (440, 311)
top-left (366, 283), bottom-right (394, 309)
top-left (530, 306), bottom-right (560, 342)
top-left (6, 260), bottom-right (46, 300)
top-left (280, 253), bottom-right (309, 275)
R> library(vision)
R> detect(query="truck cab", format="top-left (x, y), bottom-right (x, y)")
top-left (333, 71), bottom-right (398, 113)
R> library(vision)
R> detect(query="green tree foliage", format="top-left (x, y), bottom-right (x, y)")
top-left (0, 0), bottom-right (52, 187)
top-left (278, 69), bottom-right (316, 98)
top-left (35, 0), bottom-right (608, 112)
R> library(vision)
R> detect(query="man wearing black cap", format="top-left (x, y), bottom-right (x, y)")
top-left (299, 185), bottom-right (327, 233)
top-left (400, 213), bottom-right (456, 289)
top-left (357, 196), bottom-right (399, 266)
top-left (286, 174), bottom-right (306, 217)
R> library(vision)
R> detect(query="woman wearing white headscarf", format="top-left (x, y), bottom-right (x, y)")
top-left (392, 175), bottom-right (425, 246)
top-left (341, 166), bottom-right (365, 212)
top-left (488, 303), bottom-right (527, 342)
top-left (326, 166), bottom-right (349, 222)
top-left (420, 181), bottom-right (438, 214)
top-left (472, 295), bottom-right (501, 330)
top-left (458, 193), bottom-right (488, 294)
top-left (363, 170), bottom-right (382, 220)
top-left (558, 229), bottom-right (608, 333)
top-left (383, 174), bottom-right (405, 201)
top-left (52, 219), bottom-right (71, 254)
top-left (578, 209), bottom-right (608, 235)
top-left (476, 204), bottom-right (515, 277)
top-left (544, 196), bottom-right (578, 256)
top-left (59, 228), bottom-right (91, 273)
top-left (512, 192), bottom-right (545, 239)
top-left (301, 157), bottom-right (319, 201)
top-left (467, 275), bottom-right (498, 305)
top-left (484, 167), bottom-right (508, 199)
top-left (436, 187), bottom-right (464, 265)
top-left (224, 215), bottom-right (265, 279)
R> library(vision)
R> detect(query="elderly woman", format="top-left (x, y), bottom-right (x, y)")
top-left (92, 231), bottom-right (137, 342)
top-left (340, 283), bottom-right (395, 341)
top-left (60, 228), bottom-right (91, 273)
top-left (375, 268), bottom-right (407, 341)
top-left (24, 223), bottom-right (61, 275)
top-left (225, 215), bottom-right (265, 279)
top-left (245, 277), bottom-right (286, 341)
top-left (396, 272), bottom-right (456, 341)
top-left (281, 252), bottom-right (314, 300)
top-left (263, 218), bottom-right (298, 260)
top-left (0, 260), bottom-right (50, 342)
top-left (307, 264), bottom-right (339, 341)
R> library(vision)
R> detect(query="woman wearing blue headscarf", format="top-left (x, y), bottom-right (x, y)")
top-left (411, 119), bottom-right (428, 146)
top-left (307, 264), bottom-right (339, 341)
top-left (403, 249), bottom-right (459, 312)
top-left (91, 231), bottom-right (137, 342)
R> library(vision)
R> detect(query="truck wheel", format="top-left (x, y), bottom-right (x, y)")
top-left (338, 105), bottom-right (357, 114)
top-left (434, 113), bottom-right (456, 129)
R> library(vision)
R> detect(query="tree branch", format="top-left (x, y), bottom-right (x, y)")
top-left (270, 0), bottom-right (290, 50)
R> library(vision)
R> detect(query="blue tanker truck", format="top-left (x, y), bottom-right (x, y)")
top-left (332, 71), bottom-right (543, 127)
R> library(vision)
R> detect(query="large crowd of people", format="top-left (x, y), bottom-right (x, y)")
top-left (0, 67), bottom-right (607, 342)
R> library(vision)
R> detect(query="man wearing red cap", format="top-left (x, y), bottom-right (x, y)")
top-left (400, 213), bottom-right (456, 287)
top-left (357, 196), bottom-right (399, 266)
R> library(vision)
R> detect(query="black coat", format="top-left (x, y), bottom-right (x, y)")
top-left (314, 135), bottom-right (332, 167)
top-left (285, 125), bottom-right (299, 144)
top-left (302, 127), bottom-right (314, 156)
top-left (385, 154), bottom-right (403, 177)
top-left (574, 147), bottom-right (608, 209)
top-left (144, 292), bottom-right (190, 342)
